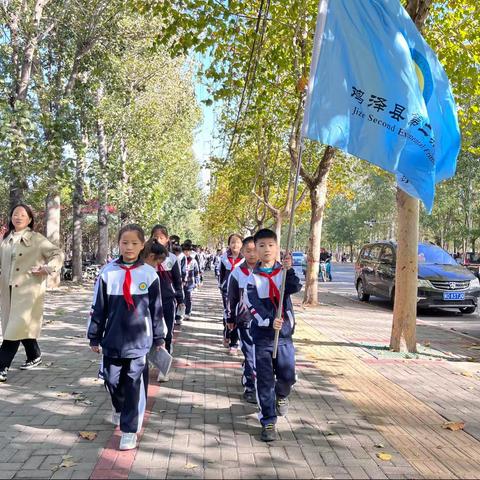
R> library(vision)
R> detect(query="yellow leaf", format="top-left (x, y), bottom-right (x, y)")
top-left (461, 371), bottom-right (473, 377)
top-left (377, 452), bottom-right (392, 461)
top-left (62, 460), bottom-right (77, 468)
top-left (376, 452), bottom-right (392, 461)
top-left (79, 431), bottom-right (97, 441)
top-left (184, 463), bottom-right (198, 469)
top-left (442, 421), bottom-right (465, 431)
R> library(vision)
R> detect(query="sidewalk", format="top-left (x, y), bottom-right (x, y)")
top-left (0, 274), bottom-right (478, 479)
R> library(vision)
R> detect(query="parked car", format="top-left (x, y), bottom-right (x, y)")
top-left (291, 251), bottom-right (305, 278)
top-left (355, 241), bottom-right (480, 314)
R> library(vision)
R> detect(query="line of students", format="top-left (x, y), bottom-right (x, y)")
top-left (86, 223), bottom-right (204, 451)
top-left (86, 223), bottom-right (301, 450)
top-left (221, 229), bottom-right (302, 442)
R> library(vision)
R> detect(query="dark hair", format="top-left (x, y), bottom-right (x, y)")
top-left (118, 223), bottom-right (145, 243)
top-left (228, 233), bottom-right (243, 245)
top-left (184, 239), bottom-right (193, 246)
top-left (181, 242), bottom-right (192, 252)
top-left (172, 245), bottom-right (182, 255)
top-left (151, 224), bottom-right (169, 238)
top-left (170, 234), bottom-right (180, 245)
top-left (253, 228), bottom-right (277, 244)
top-left (242, 236), bottom-right (255, 247)
top-left (4, 203), bottom-right (35, 239)
top-left (142, 238), bottom-right (168, 260)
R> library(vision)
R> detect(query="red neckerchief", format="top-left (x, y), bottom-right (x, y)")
top-left (257, 267), bottom-right (282, 310)
top-left (187, 257), bottom-right (192, 266)
top-left (240, 266), bottom-right (250, 276)
top-left (119, 264), bottom-right (141, 310)
top-left (228, 256), bottom-right (242, 270)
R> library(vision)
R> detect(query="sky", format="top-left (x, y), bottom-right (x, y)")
top-left (193, 79), bottom-right (215, 191)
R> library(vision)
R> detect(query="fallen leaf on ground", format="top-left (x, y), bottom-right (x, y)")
top-left (324, 431), bottom-right (335, 436)
top-left (76, 400), bottom-right (93, 406)
top-left (442, 421), bottom-right (465, 431)
top-left (374, 443), bottom-right (385, 448)
top-left (52, 458), bottom-right (77, 471)
top-left (184, 463), bottom-right (198, 469)
top-left (56, 392), bottom-right (71, 398)
top-left (461, 372), bottom-right (473, 377)
top-left (79, 431), bottom-right (97, 441)
top-left (327, 420), bottom-right (338, 424)
top-left (468, 346), bottom-right (480, 350)
top-left (376, 452), bottom-right (392, 461)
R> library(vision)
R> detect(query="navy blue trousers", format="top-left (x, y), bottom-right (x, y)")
top-left (103, 356), bottom-right (148, 433)
top-left (254, 341), bottom-right (296, 426)
top-left (238, 326), bottom-right (255, 392)
top-left (162, 299), bottom-right (175, 353)
top-left (184, 286), bottom-right (193, 315)
top-left (221, 291), bottom-right (239, 347)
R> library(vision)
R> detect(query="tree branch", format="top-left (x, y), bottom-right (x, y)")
top-left (252, 189), bottom-right (279, 215)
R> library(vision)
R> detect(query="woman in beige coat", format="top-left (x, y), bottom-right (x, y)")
top-left (0, 204), bottom-right (64, 382)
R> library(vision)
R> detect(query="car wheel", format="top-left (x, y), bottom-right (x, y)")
top-left (356, 279), bottom-right (370, 302)
top-left (460, 306), bottom-right (476, 315)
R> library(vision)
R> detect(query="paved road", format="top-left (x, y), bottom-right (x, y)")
top-left (322, 263), bottom-right (480, 340)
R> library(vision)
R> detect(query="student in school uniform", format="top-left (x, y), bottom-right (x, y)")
top-left (87, 224), bottom-right (166, 451)
top-left (182, 243), bottom-right (200, 319)
top-left (219, 234), bottom-right (244, 354)
top-left (245, 228), bottom-right (301, 442)
top-left (213, 249), bottom-right (222, 280)
top-left (226, 236), bottom-right (258, 401)
top-left (150, 225), bottom-right (184, 362)
top-left (171, 245), bottom-right (186, 325)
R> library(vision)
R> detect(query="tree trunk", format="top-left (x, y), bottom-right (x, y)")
top-left (45, 192), bottom-right (61, 288)
top-left (390, 0), bottom-right (432, 353)
top-left (303, 179), bottom-right (328, 305)
top-left (96, 87), bottom-right (109, 265)
top-left (390, 189), bottom-right (418, 352)
top-left (119, 134), bottom-right (130, 225)
top-left (72, 133), bottom-right (87, 282)
top-left (9, 182), bottom-right (25, 208)
top-left (274, 214), bottom-right (282, 253)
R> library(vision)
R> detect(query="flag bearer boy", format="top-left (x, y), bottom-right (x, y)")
top-left (245, 228), bottom-right (301, 442)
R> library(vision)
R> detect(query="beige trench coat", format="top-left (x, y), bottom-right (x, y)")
top-left (0, 229), bottom-right (64, 340)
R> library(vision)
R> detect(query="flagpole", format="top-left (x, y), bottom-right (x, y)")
top-left (272, 0), bottom-right (329, 360)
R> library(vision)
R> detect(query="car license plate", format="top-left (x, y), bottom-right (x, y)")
top-left (443, 292), bottom-right (465, 301)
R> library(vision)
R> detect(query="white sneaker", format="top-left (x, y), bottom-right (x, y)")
top-left (157, 372), bottom-right (170, 382)
top-left (112, 411), bottom-right (121, 426)
top-left (119, 432), bottom-right (137, 450)
top-left (184, 314), bottom-right (190, 320)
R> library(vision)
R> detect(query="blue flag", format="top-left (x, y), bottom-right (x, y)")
top-left (302, 0), bottom-right (461, 212)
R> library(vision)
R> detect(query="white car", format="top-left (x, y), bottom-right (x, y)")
top-left (291, 251), bottom-right (305, 278)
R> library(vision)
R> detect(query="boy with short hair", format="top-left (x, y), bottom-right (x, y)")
top-left (226, 236), bottom-right (258, 403)
top-left (245, 228), bottom-right (302, 442)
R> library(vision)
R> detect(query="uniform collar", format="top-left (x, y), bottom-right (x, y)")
top-left (253, 261), bottom-right (282, 274)
top-left (115, 256), bottom-right (144, 268)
